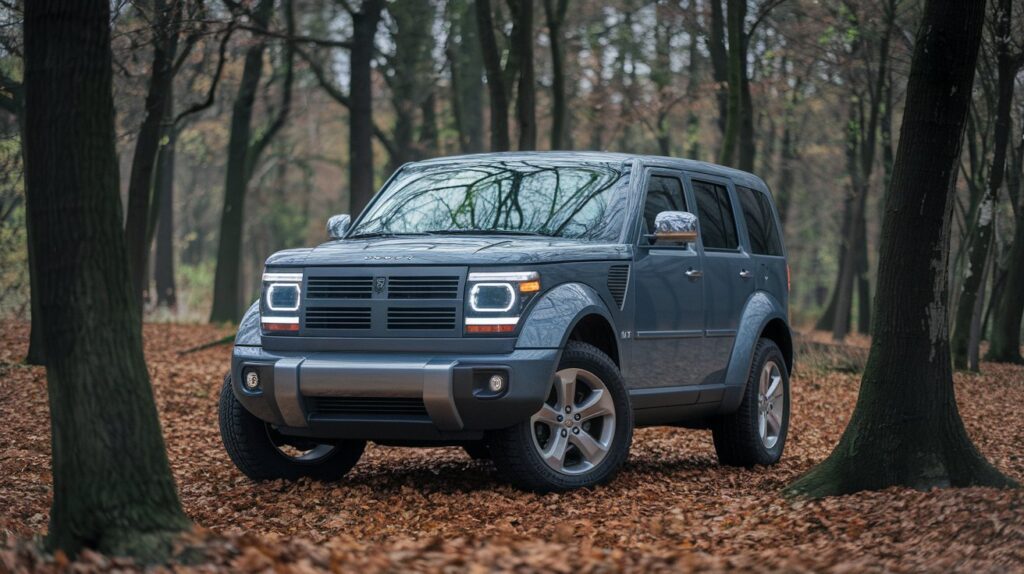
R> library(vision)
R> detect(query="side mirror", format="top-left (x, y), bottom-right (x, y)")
top-left (327, 214), bottom-right (351, 239)
top-left (652, 211), bottom-right (699, 244)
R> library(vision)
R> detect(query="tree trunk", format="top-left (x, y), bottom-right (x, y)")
top-left (26, 214), bottom-right (46, 365)
top-left (476, 0), bottom-right (510, 151)
top-left (348, 0), bottom-right (384, 215)
top-left (708, 0), bottom-right (728, 139)
top-left (124, 0), bottom-right (180, 311)
top-left (786, 0), bottom-right (1015, 498)
top-left (986, 137), bottom-right (1024, 363)
top-left (738, 63), bottom-right (755, 172)
top-left (23, 0), bottom-right (190, 559)
top-left (952, 0), bottom-right (1017, 370)
top-left (209, 0), bottom-right (274, 324)
top-left (154, 120), bottom-right (177, 309)
top-left (718, 0), bottom-right (745, 167)
top-left (449, 0), bottom-right (485, 153)
top-left (510, 0), bottom-right (535, 151)
top-left (544, 0), bottom-right (569, 150)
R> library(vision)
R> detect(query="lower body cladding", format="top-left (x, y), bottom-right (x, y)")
top-left (231, 345), bottom-right (560, 442)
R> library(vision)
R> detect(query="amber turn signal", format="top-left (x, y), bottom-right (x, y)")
top-left (518, 280), bottom-right (541, 293)
top-left (263, 322), bottom-right (299, 332)
top-left (465, 324), bottom-right (516, 334)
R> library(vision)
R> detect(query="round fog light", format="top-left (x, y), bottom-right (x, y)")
top-left (244, 371), bottom-right (260, 391)
top-left (488, 374), bottom-right (506, 393)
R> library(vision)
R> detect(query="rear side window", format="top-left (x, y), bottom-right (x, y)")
top-left (692, 180), bottom-right (739, 250)
top-left (737, 185), bottom-right (784, 256)
top-left (642, 175), bottom-right (686, 234)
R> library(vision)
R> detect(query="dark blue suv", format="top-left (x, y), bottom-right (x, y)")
top-left (220, 152), bottom-right (793, 492)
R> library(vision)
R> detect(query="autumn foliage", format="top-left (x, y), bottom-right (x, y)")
top-left (1, 324), bottom-right (1022, 571)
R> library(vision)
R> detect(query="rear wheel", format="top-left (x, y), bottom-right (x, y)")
top-left (712, 339), bottom-right (790, 466)
top-left (219, 375), bottom-right (365, 481)
top-left (489, 341), bottom-right (633, 492)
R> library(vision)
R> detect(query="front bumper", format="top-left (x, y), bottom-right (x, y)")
top-left (231, 345), bottom-right (559, 441)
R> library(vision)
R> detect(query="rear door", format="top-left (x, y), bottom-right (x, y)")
top-left (684, 174), bottom-right (754, 385)
top-left (631, 169), bottom-right (705, 388)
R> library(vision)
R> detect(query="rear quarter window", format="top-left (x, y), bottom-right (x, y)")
top-left (736, 185), bottom-right (784, 256)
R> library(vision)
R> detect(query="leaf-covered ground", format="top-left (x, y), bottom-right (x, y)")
top-left (1, 323), bottom-right (1022, 572)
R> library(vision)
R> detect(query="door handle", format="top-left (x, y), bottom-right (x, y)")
top-left (685, 268), bottom-right (703, 279)
top-left (739, 269), bottom-right (753, 279)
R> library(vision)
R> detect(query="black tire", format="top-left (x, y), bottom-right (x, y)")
top-left (218, 374), bottom-right (365, 481)
top-left (488, 341), bottom-right (633, 492)
top-left (712, 339), bottom-right (790, 467)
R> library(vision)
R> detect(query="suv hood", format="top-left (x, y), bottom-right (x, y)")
top-left (265, 237), bottom-right (631, 267)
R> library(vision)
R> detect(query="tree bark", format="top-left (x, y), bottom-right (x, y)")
top-left (509, 0), bottom-right (535, 151)
top-left (986, 134), bottom-right (1024, 362)
top-left (718, 0), bottom-right (745, 167)
top-left (786, 0), bottom-right (1015, 498)
top-left (544, 0), bottom-right (569, 150)
top-left (951, 0), bottom-right (1017, 370)
top-left (348, 0), bottom-right (385, 215)
top-left (124, 0), bottom-right (180, 311)
top-left (153, 113), bottom-right (177, 309)
top-left (210, 0), bottom-right (293, 323)
top-left (708, 0), bottom-right (728, 139)
top-left (23, 0), bottom-right (189, 558)
top-left (476, 0), bottom-right (510, 151)
top-left (448, 0), bottom-right (485, 153)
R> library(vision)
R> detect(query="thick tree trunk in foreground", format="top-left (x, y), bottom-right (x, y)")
top-left (952, 0), bottom-right (1018, 370)
top-left (348, 0), bottom-right (385, 215)
top-left (124, 0), bottom-right (180, 310)
top-left (786, 0), bottom-right (1015, 498)
top-left (23, 0), bottom-right (189, 558)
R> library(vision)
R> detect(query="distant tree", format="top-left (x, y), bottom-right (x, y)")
top-left (209, 0), bottom-right (293, 323)
top-left (447, 0), bottom-right (485, 153)
top-left (476, 0), bottom-right (512, 151)
top-left (951, 0), bottom-right (1023, 370)
top-left (385, 0), bottom-right (438, 169)
top-left (23, 0), bottom-right (189, 558)
top-left (786, 0), bottom-right (1017, 497)
top-left (543, 0), bottom-right (569, 150)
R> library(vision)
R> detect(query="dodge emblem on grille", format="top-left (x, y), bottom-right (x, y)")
top-left (374, 277), bottom-right (386, 294)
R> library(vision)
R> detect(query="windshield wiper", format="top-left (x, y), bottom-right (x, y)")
top-left (424, 229), bottom-right (549, 237)
top-left (346, 231), bottom-right (431, 240)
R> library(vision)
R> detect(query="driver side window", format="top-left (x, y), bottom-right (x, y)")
top-left (642, 175), bottom-right (687, 239)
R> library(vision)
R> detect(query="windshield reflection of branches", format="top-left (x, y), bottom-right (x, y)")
top-left (355, 161), bottom-right (629, 241)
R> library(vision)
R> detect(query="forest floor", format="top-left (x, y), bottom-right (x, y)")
top-left (1, 322), bottom-right (1023, 572)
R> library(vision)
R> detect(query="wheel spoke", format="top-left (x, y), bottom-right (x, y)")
top-left (556, 369), bottom-right (578, 410)
top-left (758, 411), bottom-right (767, 440)
top-left (569, 430), bottom-right (608, 462)
top-left (576, 389), bottom-right (613, 422)
top-left (769, 393), bottom-right (784, 415)
top-left (541, 431), bottom-right (570, 471)
top-left (767, 409), bottom-right (782, 436)
top-left (765, 373), bottom-right (781, 401)
top-left (534, 404), bottom-right (562, 426)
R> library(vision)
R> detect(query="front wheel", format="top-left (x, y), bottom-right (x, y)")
top-left (489, 341), bottom-right (633, 492)
top-left (218, 375), bottom-right (365, 481)
top-left (712, 339), bottom-right (790, 467)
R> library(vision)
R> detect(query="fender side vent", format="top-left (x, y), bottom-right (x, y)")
top-left (607, 265), bottom-right (630, 309)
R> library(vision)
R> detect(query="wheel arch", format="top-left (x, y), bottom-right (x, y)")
top-left (516, 283), bottom-right (620, 364)
top-left (719, 290), bottom-right (792, 413)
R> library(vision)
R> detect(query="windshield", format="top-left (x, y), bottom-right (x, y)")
top-left (350, 159), bottom-right (632, 242)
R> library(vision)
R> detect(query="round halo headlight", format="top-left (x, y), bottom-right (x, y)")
top-left (470, 283), bottom-right (516, 313)
top-left (267, 283), bottom-right (301, 312)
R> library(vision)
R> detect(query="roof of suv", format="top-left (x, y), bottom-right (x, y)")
top-left (409, 151), bottom-right (769, 192)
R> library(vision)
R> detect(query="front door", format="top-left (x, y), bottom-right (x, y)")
top-left (685, 174), bottom-right (755, 386)
top-left (632, 170), bottom-right (705, 388)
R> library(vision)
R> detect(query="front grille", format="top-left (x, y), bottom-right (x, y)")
top-left (307, 277), bottom-right (373, 299)
top-left (387, 307), bottom-right (457, 330)
top-left (307, 397), bottom-right (428, 417)
top-left (607, 264), bottom-right (630, 309)
top-left (386, 276), bottom-right (460, 299)
top-left (304, 306), bottom-right (371, 329)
